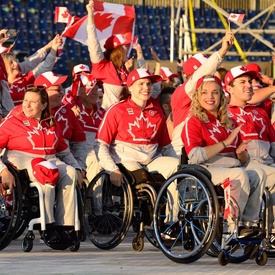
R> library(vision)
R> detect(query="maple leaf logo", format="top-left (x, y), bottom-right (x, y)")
top-left (128, 114), bottom-right (157, 142)
top-left (61, 10), bottom-right (70, 19)
top-left (27, 126), bottom-right (57, 150)
top-left (54, 111), bottom-right (69, 137)
top-left (94, 12), bottom-right (114, 32)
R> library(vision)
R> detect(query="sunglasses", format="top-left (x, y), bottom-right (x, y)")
top-left (26, 85), bottom-right (46, 92)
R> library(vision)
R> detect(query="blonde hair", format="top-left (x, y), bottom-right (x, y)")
top-left (190, 76), bottom-right (233, 129)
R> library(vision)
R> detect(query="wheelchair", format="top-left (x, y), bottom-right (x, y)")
top-left (208, 185), bottom-right (267, 266)
top-left (0, 163), bottom-right (83, 252)
top-left (83, 164), bottom-right (165, 251)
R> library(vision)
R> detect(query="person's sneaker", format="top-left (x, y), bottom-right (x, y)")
top-left (161, 224), bottom-right (179, 240)
top-left (238, 226), bottom-right (259, 238)
top-left (269, 233), bottom-right (275, 248)
top-left (161, 229), bottom-right (177, 240)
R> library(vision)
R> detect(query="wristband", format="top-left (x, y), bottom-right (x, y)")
top-left (221, 141), bottom-right (227, 148)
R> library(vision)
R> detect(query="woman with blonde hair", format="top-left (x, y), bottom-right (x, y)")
top-left (182, 75), bottom-right (265, 238)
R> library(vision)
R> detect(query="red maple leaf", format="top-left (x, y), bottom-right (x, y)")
top-left (61, 10), bottom-right (70, 19)
top-left (94, 13), bottom-right (114, 32)
top-left (128, 115), bottom-right (157, 142)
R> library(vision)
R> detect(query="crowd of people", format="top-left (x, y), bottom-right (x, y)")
top-left (1, 0), bottom-right (275, 249)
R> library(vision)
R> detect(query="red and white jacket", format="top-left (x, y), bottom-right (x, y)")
top-left (96, 97), bottom-right (177, 173)
top-left (182, 113), bottom-right (242, 167)
top-left (52, 104), bottom-right (87, 171)
top-left (0, 106), bottom-right (81, 173)
top-left (228, 104), bottom-right (275, 165)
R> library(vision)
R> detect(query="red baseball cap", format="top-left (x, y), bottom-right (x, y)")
top-left (31, 158), bottom-right (59, 187)
top-left (160, 67), bottom-right (180, 80)
top-left (224, 65), bottom-right (258, 86)
top-left (34, 72), bottom-right (68, 88)
top-left (196, 75), bottom-right (222, 90)
top-left (104, 34), bottom-right (131, 50)
top-left (184, 53), bottom-right (208, 76)
top-left (245, 63), bottom-right (262, 79)
top-left (126, 68), bottom-right (162, 87)
top-left (72, 64), bottom-right (90, 77)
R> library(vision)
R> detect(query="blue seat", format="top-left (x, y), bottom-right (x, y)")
top-left (151, 35), bottom-right (163, 46)
top-left (154, 46), bottom-right (163, 56)
top-left (40, 9), bottom-right (53, 21)
top-left (156, 6), bottom-right (167, 16)
top-left (12, 0), bottom-right (22, 7)
top-left (39, 19), bottom-right (52, 30)
top-left (63, 0), bottom-right (74, 12)
top-left (74, 2), bottom-right (84, 14)
top-left (27, 29), bottom-right (39, 41)
top-left (14, 38), bottom-right (26, 51)
top-left (159, 14), bottom-right (167, 25)
top-left (26, 17), bottom-right (39, 29)
top-left (147, 14), bottom-right (155, 25)
top-left (40, 30), bottom-right (53, 41)
top-left (136, 13), bottom-right (144, 24)
top-left (137, 24), bottom-right (149, 35)
top-left (160, 46), bottom-right (168, 60)
top-left (139, 35), bottom-right (150, 47)
top-left (193, 8), bottom-right (200, 19)
top-left (163, 35), bottom-right (170, 47)
top-left (14, 18), bottom-right (23, 29)
top-left (205, 16), bottom-right (212, 28)
top-left (135, 5), bottom-right (144, 16)
top-left (248, 56), bottom-right (259, 62)
top-left (149, 25), bottom-right (158, 35)
top-left (26, 0), bottom-right (37, 8)
top-left (248, 9), bottom-right (256, 19)
top-left (204, 8), bottom-right (211, 17)
top-left (160, 25), bottom-right (170, 36)
top-left (145, 6), bottom-right (155, 16)
top-left (2, 16), bottom-right (15, 29)
top-left (141, 47), bottom-right (151, 60)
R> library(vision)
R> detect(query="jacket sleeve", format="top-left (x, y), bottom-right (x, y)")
top-left (87, 24), bottom-right (104, 64)
top-left (185, 51), bottom-right (223, 99)
top-left (19, 48), bottom-right (48, 74)
top-left (94, 139), bottom-right (119, 174)
top-left (32, 53), bottom-right (56, 78)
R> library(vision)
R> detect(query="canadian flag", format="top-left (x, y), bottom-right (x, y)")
top-left (228, 13), bottom-right (245, 23)
top-left (222, 177), bottom-right (231, 219)
top-left (57, 1), bottom-right (135, 50)
top-left (54, 7), bottom-right (72, 24)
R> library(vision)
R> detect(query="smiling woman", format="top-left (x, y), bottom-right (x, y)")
top-left (95, 68), bottom-right (179, 187)
top-left (22, 88), bottom-right (48, 121)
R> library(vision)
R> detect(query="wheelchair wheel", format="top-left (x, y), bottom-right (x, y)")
top-left (153, 168), bottom-right (219, 263)
top-left (84, 170), bottom-right (133, 250)
top-left (0, 165), bottom-right (23, 250)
